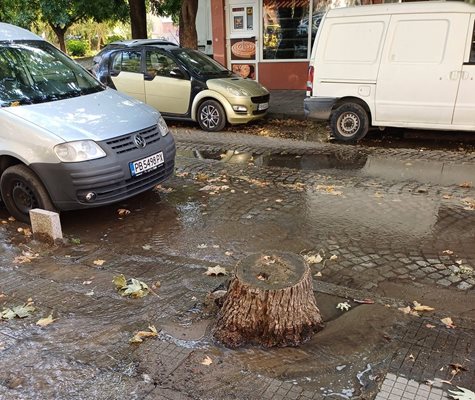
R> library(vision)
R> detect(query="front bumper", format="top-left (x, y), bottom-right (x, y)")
top-left (31, 126), bottom-right (176, 211)
top-left (304, 97), bottom-right (338, 120)
top-left (227, 93), bottom-right (270, 125)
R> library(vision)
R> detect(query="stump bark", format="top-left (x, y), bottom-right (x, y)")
top-left (213, 252), bottom-right (324, 348)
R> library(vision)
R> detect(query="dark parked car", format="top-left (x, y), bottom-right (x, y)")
top-left (91, 39), bottom-right (270, 131)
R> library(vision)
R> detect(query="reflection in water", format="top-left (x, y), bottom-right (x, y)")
top-left (181, 149), bottom-right (475, 186)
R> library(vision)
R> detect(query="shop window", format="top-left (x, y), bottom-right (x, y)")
top-left (263, 0), bottom-right (310, 60)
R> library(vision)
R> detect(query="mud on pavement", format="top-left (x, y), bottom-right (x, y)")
top-left (0, 129), bottom-right (474, 400)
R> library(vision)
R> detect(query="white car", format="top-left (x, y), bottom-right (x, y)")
top-left (0, 23), bottom-right (176, 222)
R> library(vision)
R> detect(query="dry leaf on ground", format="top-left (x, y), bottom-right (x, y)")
top-left (398, 306), bottom-right (419, 317)
top-left (441, 317), bottom-right (456, 329)
top-left (204, 266), bottom-right (227, 276)
top-left (117, 208), bottom-right (131, 217)
top-left (304, 254), bottom-right (323, 264)
top-left (448, 387), bottom-right (475, 400)
top-left (201, 356), bottom-right (213, 366)
top-left (36, 314), bottom-right (56, 327)
top-left (93, 259), bottom-right (106, 266)
top-left (412, 301), bottom-right (435, 312)
top-left (130, 325), bottom-right (158, 343)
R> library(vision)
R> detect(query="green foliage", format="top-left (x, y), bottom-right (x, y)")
top-left (106, 34), bottom-right (126, 44)
top-left (150, 0), bottom-right (181, 24)
top-left (0, 0), bottom-right (39, 28)
top-left (66, 39), bottom-right (90, 56)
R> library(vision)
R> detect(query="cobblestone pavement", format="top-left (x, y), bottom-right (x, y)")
top-left (0, 129), bottom-right (474, 400)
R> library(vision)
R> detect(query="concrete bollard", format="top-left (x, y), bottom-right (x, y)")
top-left (29, 209), bottom-right (63, 241)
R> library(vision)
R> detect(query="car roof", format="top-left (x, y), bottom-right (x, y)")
top-left (108, 38), bottom-right (179, 48)
top-left (0, 22), bottom-right (42, 41)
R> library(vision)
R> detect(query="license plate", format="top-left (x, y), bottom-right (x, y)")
top-left (258, 102), bottom-right (269, 111)
top-left (129, 152), bottom-right (164, 177)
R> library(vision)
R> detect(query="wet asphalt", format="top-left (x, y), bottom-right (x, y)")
top-left (0, 123), bottom-right (474, 400)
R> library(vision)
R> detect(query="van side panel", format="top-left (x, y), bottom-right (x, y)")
top-left (375, 13), bottom-right (469, 125)
top-left (453, 14), bottom-right (475, 126)
top-left (315, 16), bottom-right (388, 82)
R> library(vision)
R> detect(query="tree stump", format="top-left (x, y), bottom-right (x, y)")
top-left (213, 252), bottom-right (324, 348)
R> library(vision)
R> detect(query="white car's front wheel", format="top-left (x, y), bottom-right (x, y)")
top-left (197, 100), bottom-right (226, 132)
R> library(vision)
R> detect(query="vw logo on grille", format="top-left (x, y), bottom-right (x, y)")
top-left (133, 134), bottom-right (146, 149)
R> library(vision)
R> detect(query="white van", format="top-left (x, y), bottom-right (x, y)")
top-left (304, 1), bottom-right (475, 141)
top-left (0, 23), bottom-right (176, 222)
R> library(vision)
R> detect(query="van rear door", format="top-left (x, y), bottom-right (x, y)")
top-left (375, 13), bottom-right (469, 125)
top-left (452, 14), bottom-right (475, 127)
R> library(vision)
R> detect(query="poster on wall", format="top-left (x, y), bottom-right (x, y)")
top-left (230, 38), bottom-right (256, 61)
top-left (232, 63), bottom-right (256, 80)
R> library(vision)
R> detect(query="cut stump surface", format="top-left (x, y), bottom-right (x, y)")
top-left (213, 252), bottom-right (324, 348)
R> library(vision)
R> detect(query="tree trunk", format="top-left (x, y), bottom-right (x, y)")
top-left (128, 0), bottom-right (147, 39)
top-left (50, 24), bottom-right (68, 53)
top-left (213, 252), bottom-right (324, 348)
top-left (179, 0), bottom-right (198, 49)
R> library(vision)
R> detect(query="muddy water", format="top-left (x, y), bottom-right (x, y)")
top-left (0, 148), bottom-right (474, 399)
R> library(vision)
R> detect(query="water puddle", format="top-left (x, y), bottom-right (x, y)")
top-left (178, 149), bottom-right (475, 186)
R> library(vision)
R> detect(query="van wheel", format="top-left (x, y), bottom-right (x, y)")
top-left (0, 165), bottom-right (55, 223)
top-left (330, 103), bottom-right (369, 142)
top-left (197, 100), bottom-right (226, 131)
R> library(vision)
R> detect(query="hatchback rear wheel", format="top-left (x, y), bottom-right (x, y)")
top-left (330, 102), bottom-right (369, 142)
top-left (197, 100), bottom-right (226, 132)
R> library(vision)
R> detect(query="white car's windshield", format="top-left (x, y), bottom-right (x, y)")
top-left (173, 48), bottom-right (231, 77)
top-left (0, 41), bottom-right (103, 107)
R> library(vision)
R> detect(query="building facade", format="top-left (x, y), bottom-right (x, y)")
top-left (210, 0), bottom-right (388, 89)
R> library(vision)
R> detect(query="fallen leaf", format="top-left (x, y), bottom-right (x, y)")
top-left (443, 250), bottom-right (454, 255)
top-left (448, 387), bottom-right (475, 400)
top-left (142, 245), bottom-right (152, 250)
top-left (36, 314), bottom-right (56, 327)
top-left (315, 271), bottom-right (322, 277)
top-left (154, 185), bottom-right (174, 193)
top-left (425, 324), bottom-right (436, 329)
top-left (204, 266), bottom-right (227, 276)
top-left (201, 356), bottom-right (213, 366)
top-left (398, 306), bottom-right (419, 317)
top-left (113, 274), bottom-right (149, 298)
top-left (1, 303), bottom-right (36, 320)
top-left (82, 281), bottom-right (92, 285)
top-left (408, 354), bottom-right (415, 361)
top-left (459, 182), bottom-right (472, 189)
top-left (117, 208), bottom-right (131, 217)
top-left (85, 291), bottom-right (94, 296)
top-left (336, 302), bottom-right (351, 311)
top-left (329, 255), bottom-right (338, 261)
top-left (197, 244), bottom-right (208, 249)
top-left (224, 251), bottom-right (233, 256)
top-left (130, 325), bottom-right (158, 343)
top-left (353, 298), bottom-right (374, 304)
top-left (93, 259), bottom-right (106, 266)
top-left (412, 301), bottom-right (435, 312)
top-left (456, 260), bottom-right (463, 265)
top-left (17, 227), bottom-right (32, 237)
top-left (304, 254), bottom-right (323, 264)
top-left (441, 317), bottom-right (456, 329)
top-left (275, 199), bottom-right (283, 203)
top-left (70, 238), bottom-right (81, 245)
top-left (151, 280), bottom-right (161, 290)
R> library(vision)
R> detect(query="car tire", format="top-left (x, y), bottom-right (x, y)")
top-left (330, 102), bottom-right (369, 142)
top-left (197, 100), bottom-right (226, 132)
top-left (0, 164), bottom-right (56, 223)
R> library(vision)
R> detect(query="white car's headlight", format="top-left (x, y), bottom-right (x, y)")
top-left (54, 140), bottom-right (106, 162)
top-left (226, 86), bottom-right (249, 97)
top-left (158, 115), bottom-right (169, 136)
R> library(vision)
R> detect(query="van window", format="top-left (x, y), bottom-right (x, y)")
top-left (469, 22), bottom-right (475, 63)
top-left (324, 22), bottom-right (385, 63)
top-left (389, 20), bottom-right (448, 64)
top-left (0, 41), bottom-right (103, 107)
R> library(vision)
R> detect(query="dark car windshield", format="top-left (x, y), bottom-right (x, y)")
top-left (0, 41), bottom-right (104, 107)
top-left (173, 48), bottom-right (232, 77)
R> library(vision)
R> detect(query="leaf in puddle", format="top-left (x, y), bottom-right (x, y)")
top-left (93, 259), bottom-right (106, 266)
top-left (412, 301), bottom-right (435, 312)
top-left (201, 355), bottom-right (213, 366)
top-left (441, 317), bottom-right (456, 329)
top-left (113, 274), bottom-right (149, 298)
top-left (204, 266), bottom-right (227, 276)
top-left (36, 314), bottom-right (56, 327)
top-left (154, 185), bottom-right (174, 193)
top-left (304, 254), bottom-right (323, 264)
top-left (448, 387), bottom-right (475, 400)
top-left (2, 303), bottom-right (36, 320)
top-left (130, 325), bottom-right (158, 343)
top-left (70, 238), bottom-right (81, 245)
top-left (117, 208), bottom-right (131, 217)
top-left (398, 306), bottom-right (419, 317)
